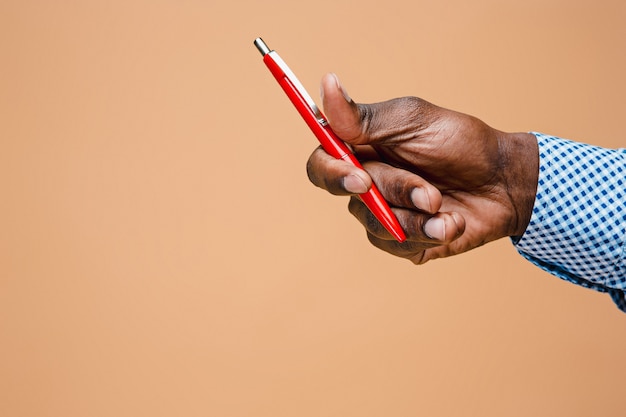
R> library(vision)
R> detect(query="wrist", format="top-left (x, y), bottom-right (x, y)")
top-left (497, 131), bottom-right (539, 237)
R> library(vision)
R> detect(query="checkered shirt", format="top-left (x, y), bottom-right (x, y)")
top-left (513, 133), bottom-right (626, 312)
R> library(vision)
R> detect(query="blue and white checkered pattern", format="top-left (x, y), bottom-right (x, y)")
top-left (513, 133), bottom-right (626, 312)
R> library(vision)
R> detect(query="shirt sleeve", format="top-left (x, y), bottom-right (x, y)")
top-left (512, 133), bottom-right (626, 311)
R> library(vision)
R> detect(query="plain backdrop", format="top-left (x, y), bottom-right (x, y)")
top-left (1, 1), bottom-right (625, 416)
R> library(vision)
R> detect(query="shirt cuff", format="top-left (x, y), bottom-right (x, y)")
top-left (512, 133), bottom-right (626, 311)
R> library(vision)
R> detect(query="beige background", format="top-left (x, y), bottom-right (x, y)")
top-left (2, 1), bottom-right (625, 416)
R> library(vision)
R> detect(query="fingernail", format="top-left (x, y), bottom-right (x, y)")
top-left (331, 73), bottom-right (351, 102)
top-left (411, 188), bottom-right (432, 212)
top-left (424, 217), bottom-right (446, 240)
top-left (343, 174), bottom-right (369, 194)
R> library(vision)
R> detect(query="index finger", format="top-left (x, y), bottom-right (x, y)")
top-left (306, 146), bottom-right (372, 195)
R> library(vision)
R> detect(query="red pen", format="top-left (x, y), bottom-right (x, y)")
top-left (254, 37), bottom-right (406, 242)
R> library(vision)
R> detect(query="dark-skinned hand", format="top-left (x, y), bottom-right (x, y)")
top-left (306, 73), bottom-right (539, 264)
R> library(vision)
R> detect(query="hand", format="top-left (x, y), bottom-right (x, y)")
top-left (306, 73), bottom-right (539, 264)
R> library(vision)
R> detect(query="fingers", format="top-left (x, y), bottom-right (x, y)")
top-left (307, 146), bottom-right (442, 214)
top-left (306, 146), bottom-right (372, 195)
top-left (349, 197), bottom-right (465, 243)
top-left (349, 197), bottom-right (466, 264)
top-left (366, 228), bottom-right (459, 265)
top-left (307, 135), bottom-right (466, 263)
top-left (362, 160), bottom-right (442, 213)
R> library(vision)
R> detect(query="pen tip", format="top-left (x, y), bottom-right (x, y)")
top-left (393, 230), bottom-right (407, 243)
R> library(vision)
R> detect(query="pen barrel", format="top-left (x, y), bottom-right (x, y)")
top-left (262, 53), bottom-right (406, 243)
top-left (291, 93), bottom-right (406, 243)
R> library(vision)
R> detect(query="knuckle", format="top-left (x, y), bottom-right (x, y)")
top-left (322, 175), bottom-right (339, 194)
top-left (305, 147), bottom-right (324, 187)
top-left (305, 157), bottom-right (318, 186)
top-left (347, 196), bottom-right (361, 216)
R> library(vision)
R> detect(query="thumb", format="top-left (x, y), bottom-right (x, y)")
top-left (320, 73), bottom-right (366, 144)
top-left (321, 73), bottom-right (433, 148)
